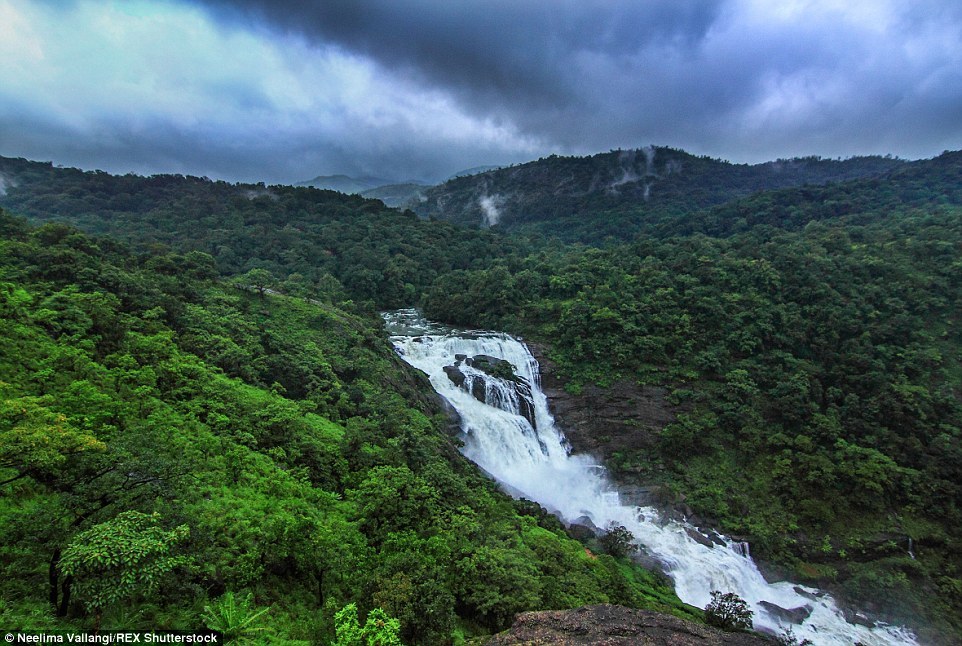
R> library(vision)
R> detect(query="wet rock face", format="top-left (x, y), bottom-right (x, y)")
top-left (443, 354), bottom-right (538, 430)
top-left (758, 600), bottom-right (813, 625)
top-left (528, 343), bottom-right (684, 468)
top-left (443, 364), bottom-right (466, 388)
top-left (485, 604), bottom-right (773, 645)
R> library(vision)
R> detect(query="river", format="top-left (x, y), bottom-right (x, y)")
top-left (383, 309), bottom-right (917, 645)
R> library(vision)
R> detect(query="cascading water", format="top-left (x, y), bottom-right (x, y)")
top-left (384, 309), bottom-right (918, 645)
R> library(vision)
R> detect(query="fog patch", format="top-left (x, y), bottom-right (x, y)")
top-left (241, 188), bottom-right (277, 201)
top-left (0, 173), bottom-right (17, 197)
top-left (641, 145), bottom-right (656, 176)
top-left (479, 194), bottom-right (505, 226)
top-left (604, 148), bottom-right (648, 194)
top-left (606, 167), bottom-right (641, 194)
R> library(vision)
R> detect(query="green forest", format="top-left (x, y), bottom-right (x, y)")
top-left (1, 149), bottom-right (961, 643)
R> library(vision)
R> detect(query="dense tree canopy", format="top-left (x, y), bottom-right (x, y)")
top-left (0, 208), bottom-right (690, 643)
top-left (2, 149), bottom-right (961, 642)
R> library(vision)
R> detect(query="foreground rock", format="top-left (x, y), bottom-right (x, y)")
top-left (486, 604), bottom-right (772, 645)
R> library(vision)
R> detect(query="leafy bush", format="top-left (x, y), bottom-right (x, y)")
top-left (704, 590), bottom-right (753, 631)
top-left (599, 523), bottom-right (638, 558)
top-left (201, 592), bottom-right (270, 644)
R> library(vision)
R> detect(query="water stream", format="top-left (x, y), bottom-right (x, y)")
top-left (384, 309), bottom-right (917, 645)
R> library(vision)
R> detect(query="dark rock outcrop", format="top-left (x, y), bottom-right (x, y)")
top-left (566, 523), bottom-right (598, 542)
top-left (513, 376), bottom-right (537, 430)
top-left (528, 343), bottom-right (684, 468)
top-left (466, 354), bottom-right (516, 380)
top-left (470, 375), bottom-right (487, 402)
top-left (445, 354), bottom-right (539, 430)
top-left (443, 364), bottom-right (466, 388)
top-left (758, 601), bottom-right (813, 625)
top-left (792, 586), bottom-right (823, 601)
top-left (485, 604), bottom-right (773, 645)
top-left (571, 515), bottom-right (602, 535)
top-left (685, 527), bottom-right (715, 549)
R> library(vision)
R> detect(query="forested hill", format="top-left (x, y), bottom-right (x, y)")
top-left (666, 149), bottom-right (962, 238)
top-left (3, 150), bottom-right (962, 641)
top-left (411, 146), bottom-right (905, 240)
top-left (0, 155), bottom-right (521, 310)
top-left (0, 209), bottom-right (692, 642)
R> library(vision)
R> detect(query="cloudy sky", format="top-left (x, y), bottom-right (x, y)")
top-left (1, 0), bottom-right (961, 184)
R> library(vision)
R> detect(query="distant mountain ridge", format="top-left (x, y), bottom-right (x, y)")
top-left (295, 174), bottom-right (398, 193)
top-left (412, 147), bottom-right (907, 239)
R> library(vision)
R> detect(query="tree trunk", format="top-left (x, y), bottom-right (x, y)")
top-left (58, 575), bottom-right (73, 617)
top-left (316, 567), bottom-right (325, 608)
top-left (49, 549), bottom-right (61, 611)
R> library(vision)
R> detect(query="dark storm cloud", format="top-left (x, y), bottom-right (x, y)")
top-left (2, 1), bottom-right (961, 183)
top-left (195, 0), bottom-right (962, 163)
top-left (193, 0), bottom-right (729, 154)
top-left (198, 0), bottom-right (723, 111)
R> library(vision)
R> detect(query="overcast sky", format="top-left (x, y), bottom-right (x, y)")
top-left (1, 0), bottom-right (961, 184)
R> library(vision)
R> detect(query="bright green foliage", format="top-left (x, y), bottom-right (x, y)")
top-left (333, 603), bottom-right (403, 646)
top-left (59, 511), bottom-right (190, 613)
top-left (0, 207), bottom-right (689, 643)
top-left (201, 592), bottom-right (271, 644)
top-left (0, 393), bottom-right (105, 483)
top-left (3, 150), bottom-right (962, 642)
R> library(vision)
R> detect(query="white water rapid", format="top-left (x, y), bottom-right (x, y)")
top-left (383, 309), bottom-right (918, 645)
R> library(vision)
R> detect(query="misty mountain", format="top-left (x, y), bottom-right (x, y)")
top-left (360, 182), bottom-right (427, 208)
top-left (445, 165), bottom-right (504, 181)
top-left (295, 173), bottom-right (398, 193)
top-left (413, 147), bottom-right (906, 240)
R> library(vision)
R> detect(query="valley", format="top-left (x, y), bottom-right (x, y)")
top-left (1, 147), bottom-right (960, 644)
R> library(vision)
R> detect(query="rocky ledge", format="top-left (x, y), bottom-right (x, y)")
top-left (528, 343), bottom-right (683, 475)
top-left (485, 604), bottom-right (773, 645)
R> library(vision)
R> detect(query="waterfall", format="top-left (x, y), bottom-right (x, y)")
top-left (384, 309), bottom-right (918, 645)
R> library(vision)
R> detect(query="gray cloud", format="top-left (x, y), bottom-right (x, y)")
top-left (195, 0), bottom-right (962, 162)
top-left (1, 1), bottom-right (961, 183)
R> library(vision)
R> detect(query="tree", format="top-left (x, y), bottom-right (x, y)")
top-left (599, 522), bottom-right (637, 558)
top-left (59, 511), bottom-right (190, 625)
top-left (704, 590), bottom-right (753, 631)
top-left (236, 268), bottom-right (276, 296)
top-left (0, 395), bottom-right (105, 486)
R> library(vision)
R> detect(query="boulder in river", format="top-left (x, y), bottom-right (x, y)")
top-left (685, 527), bottom-right (715, 549)
top-left (467, 354), bottom-right (519, 381)
top-left (793, 585), bottom-right (824, 601)
top-left (758, 600), bottom-right (813, 624)
top-left (443, 364), bottom-right (466, 388)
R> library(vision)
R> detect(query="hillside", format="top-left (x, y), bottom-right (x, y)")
top-left (295, 174), bottom-right (394, 193)
top-left (0, 155), bottom-right (522, 310)
top-left (0, 209), bottom-right (696, 643)
top-left (360, 182), bottom-right (427, 207)
top-left (421, 151), bottom-right (962, 642)
top-left (665, 149), bottom-right (962, 237)
top-left (2, 151), bottom-right (961, 642)
top-left (412, 147), bottom-right (906, 242)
